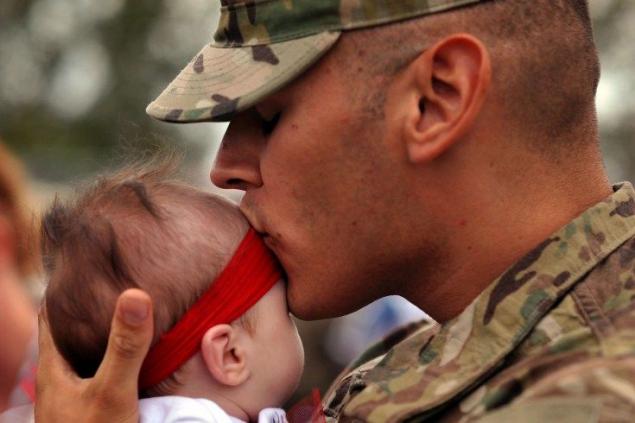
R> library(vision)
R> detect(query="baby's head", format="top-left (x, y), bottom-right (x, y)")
top-left (42, 162), bottom-right (304, 419)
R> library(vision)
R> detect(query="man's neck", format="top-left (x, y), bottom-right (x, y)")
top-left (404, 154), bottom-right (612, 323)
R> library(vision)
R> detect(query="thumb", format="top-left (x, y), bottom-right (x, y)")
top-left (94, 289), bottom-right (153, 392)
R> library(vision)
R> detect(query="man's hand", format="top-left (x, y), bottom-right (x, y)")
top-left (35, 289), bottom-right (154, 423)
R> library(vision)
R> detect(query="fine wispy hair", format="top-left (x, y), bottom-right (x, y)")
top-left (42, 153), bottom-right (248, 395)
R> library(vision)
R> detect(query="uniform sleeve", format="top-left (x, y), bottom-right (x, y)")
top-left (345, 319), bottom-right (434, 372)
top-left (474, 397), bottom-right (602, 423)
top-left (322, 320), bottom-right (438, 421)
top-left (475, 356), bottom-right (635, 423)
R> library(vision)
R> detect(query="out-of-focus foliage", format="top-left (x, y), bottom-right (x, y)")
top-left (0, 0), bottom-right (223, 183)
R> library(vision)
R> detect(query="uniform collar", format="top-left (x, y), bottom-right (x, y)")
top-left (343, 183), bottom-right (635, 421)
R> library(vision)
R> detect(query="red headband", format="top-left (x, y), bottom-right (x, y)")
top-left (139, 228), bottom-right (282, 390)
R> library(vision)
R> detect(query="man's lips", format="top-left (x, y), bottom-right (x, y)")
top-left (262, 233), bottom-right (279, 251)
top-left (250, 223), bottom-right (271, 244)
top-left (259, 230), bottom-right (285, 258)
top-left (239, 203), bottom-right (264, 231)
top-left (239, 203), bottom-right (281, 251)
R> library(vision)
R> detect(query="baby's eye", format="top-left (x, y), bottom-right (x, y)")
top-left (261, 112), bottom-right (281, 137)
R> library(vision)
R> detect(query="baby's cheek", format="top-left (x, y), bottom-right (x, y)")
top-left (291, 328), bottom-right (305, 387)
top-left (277, 324), bottom-right (304, 399)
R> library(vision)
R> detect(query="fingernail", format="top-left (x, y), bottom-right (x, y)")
top-left (120, 296), bottom-right (149, 326)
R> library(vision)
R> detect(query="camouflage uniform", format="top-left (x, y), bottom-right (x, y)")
top-left (146, 1), bottom-right (634, 421)
top-left (323, 183), bottom-right (635, 422)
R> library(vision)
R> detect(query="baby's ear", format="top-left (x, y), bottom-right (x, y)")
top-left (200, 324), bottom-right (250, 386)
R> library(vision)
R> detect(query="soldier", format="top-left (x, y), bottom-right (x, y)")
top-left (35, 0), bottom-right (635, 422)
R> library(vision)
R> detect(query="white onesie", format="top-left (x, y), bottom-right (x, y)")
top-left (139, 396), bottom-right (288, 423)
top-left (0, 396), bottom-right (287, 423)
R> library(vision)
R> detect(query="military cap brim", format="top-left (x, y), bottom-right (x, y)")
top-left (146, 0), bottom-right (484, 123)
top-left (146, 32), bottom-right (340, 123)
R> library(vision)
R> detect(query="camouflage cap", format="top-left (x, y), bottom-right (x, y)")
top-left (146, 0), bottom-right (484, 123)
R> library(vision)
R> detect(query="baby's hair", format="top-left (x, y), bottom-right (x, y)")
top-left (42, 155), bottom-right (249, 395)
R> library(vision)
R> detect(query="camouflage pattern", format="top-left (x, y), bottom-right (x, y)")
top-left (145, 32), bottom-right (339, 122)
top-left (146, 0), bottom-right (484, 123)
top-left (214, 0), bottom-right (483, 46)
top-left (323, 183), bottom-right (635, 422)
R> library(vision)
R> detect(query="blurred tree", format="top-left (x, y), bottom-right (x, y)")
top-left (0, 0), bottom-right (220, 182)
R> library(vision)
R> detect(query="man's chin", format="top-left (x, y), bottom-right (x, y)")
top-left (287, 290), bottom-right (355, 321)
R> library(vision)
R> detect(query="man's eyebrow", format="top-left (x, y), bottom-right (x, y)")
top-left (261, 112), bottom-right (281, 136)
top-left (252, 106), bottom-right (266, 120)
top-left (254, 93), bottom-right (286, 119)
top-left (253, 104), bottom-right (274, 120)
top-left (253, 107), bottom-right (280, 130)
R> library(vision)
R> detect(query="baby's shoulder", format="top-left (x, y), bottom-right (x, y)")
top-left (139, 396), bottom-right (234, 423)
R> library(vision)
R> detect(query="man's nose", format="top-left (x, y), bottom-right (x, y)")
top-left (210, 116), bottom-right (264, 191)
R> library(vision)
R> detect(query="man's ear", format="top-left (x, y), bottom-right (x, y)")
top-left (400, 33), bottom-right (491, 163)
top-left (200, 324), bottom-right (250, 387)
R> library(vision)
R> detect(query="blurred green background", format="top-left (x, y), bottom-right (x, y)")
top-left (1, 0), bottom-right (634, 406)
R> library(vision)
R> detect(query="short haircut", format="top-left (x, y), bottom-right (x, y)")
top-left (344, 0), bottom-right (599, 150)
top-left (42, 158), bottom-right (248, 395)
top-left (469, 0), bottom-right (600, 143)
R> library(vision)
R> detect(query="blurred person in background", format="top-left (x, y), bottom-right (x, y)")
top-left (0, 142), bottom-right (38, 412)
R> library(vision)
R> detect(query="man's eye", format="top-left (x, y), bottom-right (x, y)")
top-left (261, 112), bottom-right (281, 136)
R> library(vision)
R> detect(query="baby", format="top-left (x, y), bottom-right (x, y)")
top-left (41, 162), bottom-right (305, 422)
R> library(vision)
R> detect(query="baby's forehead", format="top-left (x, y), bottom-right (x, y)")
top-left (159, 192), bottom-right (248, 256)
top-left (178, 193), bottom-right (247, 234)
